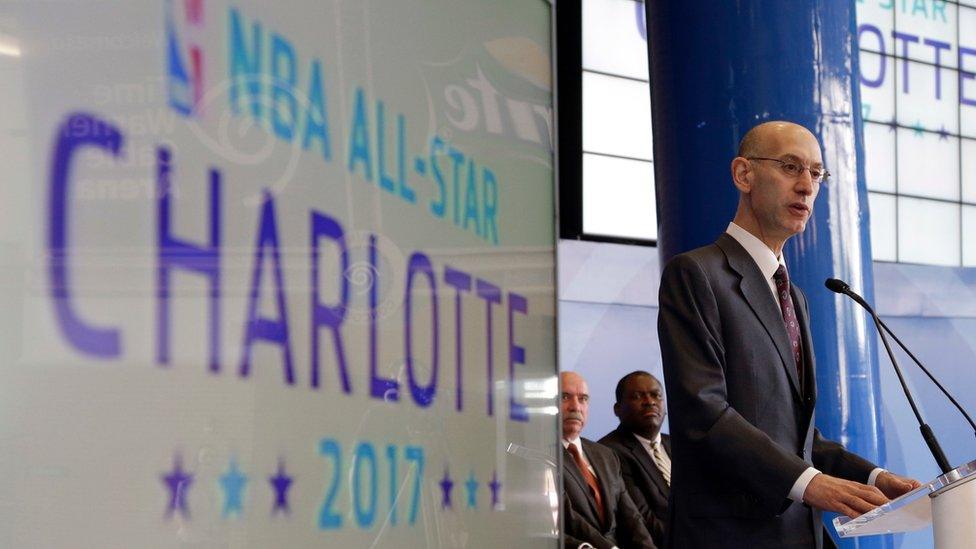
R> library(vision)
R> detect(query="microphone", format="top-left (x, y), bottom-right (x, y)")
top-left (825, 278), bottom-right (871, 310)
top-left (824, 278), bottom-right (849, 295)
top-left (825, 278), bottom-right (954, 474)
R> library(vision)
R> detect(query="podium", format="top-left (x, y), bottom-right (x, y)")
top-left (834, 459), bottom-right (976, 548)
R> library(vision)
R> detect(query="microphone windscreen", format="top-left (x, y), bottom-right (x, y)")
top-left (825, 278), bottom-right (850, 294)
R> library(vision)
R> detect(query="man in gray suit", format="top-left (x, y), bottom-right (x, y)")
top-left (561, 371), bottom-right (656, 549)
top-left (657, 121), bottom-right (920, 548)
top-left (599, 371), bottom-right (670, 547)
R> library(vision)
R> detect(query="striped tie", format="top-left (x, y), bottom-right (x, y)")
top-left (651, 440), bottom-right (671, 486)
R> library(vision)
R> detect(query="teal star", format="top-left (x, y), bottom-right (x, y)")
top-left (465, 472), bottom-right (479, 509)
top-left (912, 121), bottom-right (924, 137)
top-left (219, 458), bottom-right (248, 518)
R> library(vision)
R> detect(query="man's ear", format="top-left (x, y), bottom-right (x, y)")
top-left (731, 157), bottom-right (752, 193)
top-left (613, 402), bottom-right (621, 419)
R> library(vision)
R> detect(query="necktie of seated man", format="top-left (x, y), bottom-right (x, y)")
top-left (774, 265), bottom-right (804, 389)
top-left (567, 443), bottom-right (606, 528)
top-left (651, 440), bottom-right (671, 486)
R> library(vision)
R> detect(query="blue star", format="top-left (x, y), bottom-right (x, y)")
top-left (489, 470), bottom-right (502, 510)
top-left (269, 459), bottom-right (293, 515)
top-left (219, 458), bottom-right (248, 518)
top-left (161, 453), bottom-right (194, 519)
top-left (439, 468), bottom-right (454, 509)
top-left (465, 472), bottom-right (479, 509)
top-left (938, 125), bottom-right (950, 141)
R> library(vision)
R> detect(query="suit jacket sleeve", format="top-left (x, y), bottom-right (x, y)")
top-left (812, 428), bottom-right (876, 482)
top-left (658, 254), bottom-right (810, 509)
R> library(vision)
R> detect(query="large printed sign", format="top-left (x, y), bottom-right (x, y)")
top-left (0, 1), bottom-right (558, 546)
top-left (857, 0), bottom-right (976, 137)
top-left (856, 0), bottom-right (976, 265)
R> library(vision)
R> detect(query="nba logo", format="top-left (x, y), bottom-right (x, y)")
top-left (166, 0), bottom-right (204, 117)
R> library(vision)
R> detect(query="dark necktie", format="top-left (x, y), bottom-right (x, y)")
top-left (773, 265), bottom-right (804, 388)
top-left (567, 443), bottom-right (606, 528)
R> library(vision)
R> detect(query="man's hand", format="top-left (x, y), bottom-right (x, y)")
top-left (802, 473), bottom-right (889, 518)
top-left (874, 471), bottom-right (922, 499)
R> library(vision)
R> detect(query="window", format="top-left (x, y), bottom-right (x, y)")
top-left (582, 0), bottom-right (655, 242)
top-left (560, 0), bottom-right (656, 244)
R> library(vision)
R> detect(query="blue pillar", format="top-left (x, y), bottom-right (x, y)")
top-left (645, 2), bottom-right (889, 547)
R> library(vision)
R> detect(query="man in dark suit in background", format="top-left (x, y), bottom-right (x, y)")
top-left (600, 371), bottom-right (670, 547)
top-left (560, 371), bottom-right (656, 549)
top-left (657, 121), bottom-right (920, 548)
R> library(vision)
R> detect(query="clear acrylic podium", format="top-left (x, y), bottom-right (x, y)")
top-left (834, 459), bottom-right (976, 548)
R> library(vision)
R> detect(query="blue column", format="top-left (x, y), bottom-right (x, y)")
top-left (645, 2), bottom-right (888, 547)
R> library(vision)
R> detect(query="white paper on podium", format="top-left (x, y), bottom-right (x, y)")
top-left (833, 484), bottom-right (933, 537)
top-left (834, 459), bottom-right (976, 538)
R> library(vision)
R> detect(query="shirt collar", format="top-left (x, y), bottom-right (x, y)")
top-left (726, 222), bottom-right (786, 282)
top-left (562, 436), bottom-right (582, 451)
top-left (632, 432), bottom-right (661, 448)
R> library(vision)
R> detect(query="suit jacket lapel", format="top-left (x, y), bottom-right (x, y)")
top-left (791, 285), bottom-right (818, 416)
top-left (717, 234), bottom-right (803, 403)
top-left (564, 445), bottom-right (604, 522)
top-left (621, 431), bottom-right (669, 496)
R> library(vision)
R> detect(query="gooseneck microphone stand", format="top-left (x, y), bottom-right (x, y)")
top-left (875, 320), bottom-right (976, 438)
top-left (825, 278), bottom-right (953, 474)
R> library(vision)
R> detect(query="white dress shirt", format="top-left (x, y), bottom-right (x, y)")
top-left (725, 223), bottom-right (884, 501)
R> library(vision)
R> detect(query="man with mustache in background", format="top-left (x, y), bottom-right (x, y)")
top-left (657, 121), bottom-right (920, 548)
top-left (599, 371), bottom-right (670, 547)
top-left (561, 371), bottom-right (656, 549)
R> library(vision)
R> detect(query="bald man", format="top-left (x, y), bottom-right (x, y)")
top-left (657, 121), bottom-right (919, 548)
top-left (560, 371), bottom-right (656, 549)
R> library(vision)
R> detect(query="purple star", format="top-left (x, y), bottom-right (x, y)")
top-left (269, 460), bottom-right (293, 515)
top-left (161, 453), bottom-right (194, 519)
top-left (938, 126), bottom-right (950, 141)
top-left (886, 118), bottom-right (898, 132)
top-left (489, 470), bottom-right (502, 509)
top-left (439, 468), bottom-right (454, 509)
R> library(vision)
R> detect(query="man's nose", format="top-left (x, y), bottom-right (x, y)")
top-left (795, 170), bottom-right (815, 194)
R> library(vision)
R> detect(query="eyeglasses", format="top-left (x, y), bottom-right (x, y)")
top-left (747, 157), bottom-right (831, 184)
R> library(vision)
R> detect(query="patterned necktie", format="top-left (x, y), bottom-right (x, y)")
top-left (773, 265), bottom-right (804, 388)
top-left (651, 440), bottom-right (671, 487)
top-left (567, 443), bottom-right (606, 528)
